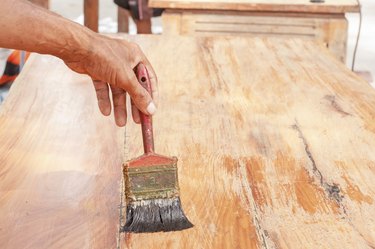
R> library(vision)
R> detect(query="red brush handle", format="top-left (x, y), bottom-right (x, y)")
top-left (135, 63), bottom-right (154, 154)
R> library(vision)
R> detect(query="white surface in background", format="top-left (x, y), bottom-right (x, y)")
top-left (346, 1), bottom-right (375, 87)
top-left (0, 48), bottom-right (12, 74)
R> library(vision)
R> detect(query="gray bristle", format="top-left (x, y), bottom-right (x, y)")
top-left (122, 197), bottom-right (193, 233)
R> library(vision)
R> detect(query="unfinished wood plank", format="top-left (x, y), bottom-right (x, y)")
top-left (0, 55), bottom-right (123, 248)
top-left (151, 0), bottom-right (360, 13)
top-left (1, 36), bottom-right (375, 248)
top-left (180, 12), bottom-right (319, 36)
top-left (173, 11), bottom-right (348, 62)
top-left (162, 11), bottom-right (182, 34)
top-left (120, 36), bottom-right (375, 248)
top-left (325, 16), bottom-right (348, 62)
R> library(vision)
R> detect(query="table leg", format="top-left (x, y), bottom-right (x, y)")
top-left (28, 0), bottom-right (49, 8)
top-left (118, 7), bottom-right (129, 33)
top-left (84, 0), bottom-right (99, 32)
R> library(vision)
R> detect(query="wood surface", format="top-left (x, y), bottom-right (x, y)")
top-left (84, 0), bottom-right (99, 32)
top-left (162, 10), bottom-right (348, 62)
top-left (118, 7), bottom-right (130, 33)
top-left (1, 35), bottom-right (375, 248)
top-left (150, 0), bottom-right (359, 13)
top-left (28, 0), bottom-right (49, 8)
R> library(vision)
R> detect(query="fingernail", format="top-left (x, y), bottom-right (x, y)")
top-left (146, 102), bottom-right (157, 115)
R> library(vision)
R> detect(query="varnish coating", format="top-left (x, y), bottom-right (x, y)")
top-left (0, 36), bottom-right (375, 248)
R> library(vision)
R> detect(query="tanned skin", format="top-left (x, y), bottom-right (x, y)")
top-left (0, 0), bottom-right (158, 126)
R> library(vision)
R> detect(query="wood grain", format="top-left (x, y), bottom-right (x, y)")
top-left (161, 10), bottom-right (349, 62)
top-left (84, 0), bottom-right (99, 32)
top-left (118, 7), bottom-right (130, 33)
top-left (0, 56), bottom-right (123, 248)
top-left (1, 35), bottom-right (375, 248)
top-left (122, 36), bottom-right (375, 248)
top-left (28, 0), bottom-right (49, 8)
top-left (150, 0), bottom-right (359, 13)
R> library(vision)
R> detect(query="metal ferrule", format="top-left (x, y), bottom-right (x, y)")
top-left (124, 162), bottom-right (180, 202)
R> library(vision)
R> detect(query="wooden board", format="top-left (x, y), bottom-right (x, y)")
top-left (84, 0), bottom-right (99, 32)
top-left (28, 0), bottom-right (49, 8)
top-left (162, 10), bottom-right (348, 62)
top-left (0, 55), bottom-right (123, 248)
top-left (150, 0), bottom-right (359, 13)
top-left (1, 35), bottom-right (375, 248)
top-left (118, 7), bottom-right (130, 33)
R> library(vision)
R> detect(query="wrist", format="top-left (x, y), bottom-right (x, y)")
top-left (54, 23), bottom-right (98, 63)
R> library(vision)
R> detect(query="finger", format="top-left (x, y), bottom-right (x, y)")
top-left (129, 42), bottom-right (158, 106)
top-left (143, 62), bottom-right (159, 106)
top-left (92, 80), bottom-right (111, 116)
top-left (123, 70), bottom-right (156, 116)
top-left (110, 85), bottom-right (127, 127)
top-left (131, 99), bottom-right (141, 124)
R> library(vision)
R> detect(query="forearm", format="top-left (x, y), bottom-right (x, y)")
top-left (0, 0), bottom-right (158, 125)
top-left (0, 0), bottom-right (95, 61)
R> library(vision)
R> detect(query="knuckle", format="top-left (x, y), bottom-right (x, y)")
top-left (111, 87), bottom-right (123, 96)
top-left (94, 83), bottom-right (107, 91)
top-left (97, 90), bottom-right (108, 99)
top-left (129, 43), bottom-right (143, 62)
top-left (130, 42), bottom-right (141, 51)
top-left (120, 78), bottom-right (131, 90)
top-left (134, 90), bottom-right (148, 103)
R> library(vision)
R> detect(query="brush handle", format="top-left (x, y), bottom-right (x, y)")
top-left (135, 63), bottom-right (154, 154)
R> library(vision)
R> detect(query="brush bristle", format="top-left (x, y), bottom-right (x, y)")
top-left (122, 197), bottom-right (193, 233)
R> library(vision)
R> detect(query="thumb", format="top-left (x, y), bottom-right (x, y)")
top-left (123, 70), bottom-right (156, 115)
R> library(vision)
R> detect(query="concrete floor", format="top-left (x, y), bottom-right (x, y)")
top-left (49, 0), bottom-right (374, 86)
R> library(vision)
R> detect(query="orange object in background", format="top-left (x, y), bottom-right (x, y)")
top-left (0, 50), bottom-right (30, 85)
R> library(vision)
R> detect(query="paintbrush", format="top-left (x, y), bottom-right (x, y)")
top-left (123, 63), bottom-right (193, 233)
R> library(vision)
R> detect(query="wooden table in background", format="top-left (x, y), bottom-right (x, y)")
top-left (1, 35), bottom-right (375, 248)
top-left (84, 0), bottom-right (130, 33)
top-left (150, 0), bottom-right (359, 62)
top-left (29, 0), bottom-right (49, 8)
top-left (28, 0), bottom-right (129, 33)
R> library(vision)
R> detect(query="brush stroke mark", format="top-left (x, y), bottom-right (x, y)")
top-left (118, 131), bottom-right (131, 248)
top-left (323, 95), bottom-right (351, 117)
top-left (238, 159), bottom-right (276, 249)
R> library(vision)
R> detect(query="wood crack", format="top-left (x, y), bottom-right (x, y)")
top-left (238, 159), bottom-right (275, 249)
top-left (323, 95), bottom-right (351, 117)
top-left (292, 121), bottom-right (345, 209)
top-left (117, 176), bottom-right (125, 249)
top-left (293, 121), bottom-right (375, 247)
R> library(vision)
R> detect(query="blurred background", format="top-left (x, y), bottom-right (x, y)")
top-left (50, 0), bottom-right (374, 85)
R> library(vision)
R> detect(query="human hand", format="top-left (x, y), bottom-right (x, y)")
top-left (63, 35), bottom-right (158, 127)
